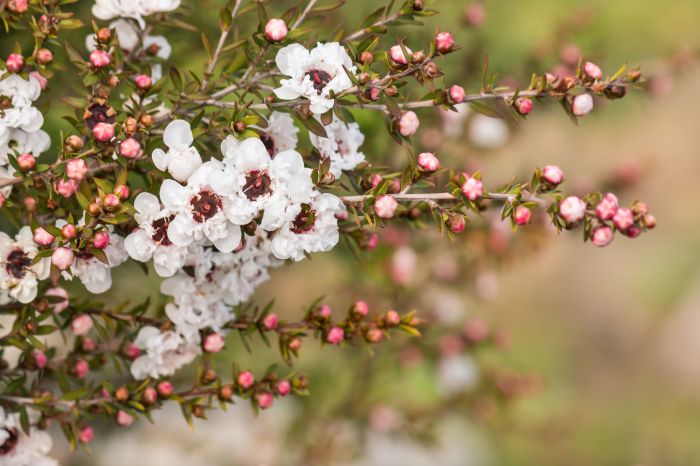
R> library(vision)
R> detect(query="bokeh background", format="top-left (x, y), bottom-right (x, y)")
top-left (5, 0), bottom-right (700, 464)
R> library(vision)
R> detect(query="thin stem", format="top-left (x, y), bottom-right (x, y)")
top-left (200, 0), bottom-right (245, 90)
top-left (341, 12), bottom-right (401, 44)
top-left (339, 191), bottom-right (547, 205)
top-left (292, 0), bottom-right (318, 30)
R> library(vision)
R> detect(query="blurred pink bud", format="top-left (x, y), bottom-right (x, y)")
top-left (542, 165), bottom-right (564, 185)
top-left (398, 111), bottom-right (419, 136)
top-left (318, 304), bottom-right (332, 319)
top-left (36, 48), bottom-right (53, 64)
top-left (119, 138), bottom-right (141, 158)
top-left (625, 225), bottom-right (642, 238)
top-left (29, 71), bottom-right (48, 90)
top-left (448, 84), bottom-right (465, 103)
top-left (7, 0), bottom-right (28, 13)
top-left (435, 32), bottom-right (455, 53)
top-left (559, 196), bottom-right (586, 223)
top-left (23, 196), bottom-right (36, 211)
top-left (125, 343), bottom-right (140, 360)
top-left (262, 313), bottom-right (279, 330)
top-left (116, 410), bottom-right (134, 427)
top-left (450, 215), bottom-right (466, 233)
top-left (584, 61), bottom-right (603, 80)
top-left (143, 387), bottom-right (158, 404)
top-left (134, 74), bottom-right (152, 90)
top-left (384, 310), bottom-right (401, 326)
top-left (335, 210), bottom-right (348, 220)
top-left (79, 426), bottom-right (94, 444)
top-left (643, 214), bottom-right (657, 229)
top-left (51, 247), bottom-right (74, 270)
top-left (89, 50), bottom-right (111, 68)
top-left (613, 207), bottom-right (634, 230)
top-left (237, 371), bottom-right (255, 389)
top-left (368, 87), bottom-right (381, 101)
top-left (33, 227), bottom-right (55, 246)
top-left (595, 193), bottom-right (619, 220)
top-left (389, 45), bottom-right (411, 65)
top-left (75, 359), bottom-right (89, 378)
top-left (93, 231), bottom-right (110, 249)
top-left (276, 380), bottom-right (291, 397)
top-left (516, 97), bottom-right (533, 115)
top-left (157, 381), bottom-right (173, 397)
top-left (288, 338), bottom-right (302, 352)
top-left (17, 153), bottom-right (35, 171)
top-left (591, 226), bottom-right (614, 247)
top-left (366, 327), bottom-right (384, 343)
top-left (61, 224), bottom-right (77, 240)
top-left (203, 333), bottom-right (225, 353)
top-left (103, 193), bottom-right (120, 210)
top-left (326, 326), bottom-right (345, 345)
top-left (572, 93), bottom-right (594, 116)
top-left (114, 184), bottom-right (130, 200)
top-left (46, 287), bottom-right (69, 312)
top-left (6, 53), bottom-right (24, 73)
top-left (461, 176), bottom-right (483, 201)
top-left (370, 174), bottom-right (383, 188)
top-left (71, 314), bottom-right (93, 336)
top-left (417, 152), bottom-right (440, 172)
top-left (34, 350), bottom-right (47, 369)
top-left (256, 392), bottom-right (274, 409)
top-left (82, 338), bottom-right (96, 352)
top-left (391, 246), bottom-right (416, 284)
top-left (464, 2), bottom-right (486, 26)
top-left (264, 18), bottom-right (288, 41)
top-left (465, 319), bottom-right (490, 343)
top-left (513, 205), bottom-right (532, 225)
top-left (66, 158), bottom-right (88, 180)
top-left (55, 178), bottom-right (79, 198)
top-left (353, 300), bottom-right (369, 317)
top-left (365, 232), bottom-right (379, 251)
top-left (92, 122), bottom-right (115, 142)
top-left (374, 195), bottom-right (398, 219)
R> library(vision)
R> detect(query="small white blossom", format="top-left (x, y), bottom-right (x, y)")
top-left (273, 42), bottom-right (356, 114)
top-left (310, 115), bottom-right (366, 177)
top-left (270, 193), bottom-right (345, 261)
top-left (467, 114), bottom-right (510, 149)
top-left (160, 161), bottom-right (242, 252)
top-left (152, 120), bottom-right (202, 182)
top-left (0, 73), bottom-right (45, 155)
top-left (254, 111), bottom-right (298, 157)
top-left (124, 192), bottom-right (189, 277)
top-left (0, 227), bottom-right (50, 304)
top-left (92, 0), bottom-right (181, 29)
top-left (0, 128), bottom-right (51, 167)
top-left (130, 325), bottom-right (200, 380)
top-left (0, 407), bottom-right (58, 466)
top-left (437, 355), bottom-right (480, 396)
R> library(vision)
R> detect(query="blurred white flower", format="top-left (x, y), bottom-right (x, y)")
top-left (437, 354), bottom-right (480, 396)
top-left (92, 0), bottom-right (181, 29)
top-left (467, 114), bottom-right (509, 149)
top-left (0, 407), bottom-right (57, 466)
top-left (0, 227), bottom-right (50, 304)
top-left (130, 325), bottom-right (200, 380)
top-left (310, 115), bottom-right (366, 177)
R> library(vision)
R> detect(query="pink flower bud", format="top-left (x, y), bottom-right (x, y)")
top-left (370, 174), bottom-right (382, 188)
top-left (17, 153), bottom-right (35, 171)
top-left (143, 387), bottom-right (158, 404)
top-left (318, 304), bottom-right (332, 319)
top-left (435, 32), bottom-right (455, 53)
top-left (71, 314), bottom-right (93, 336)
top-left (125, 343), bottom-right (140, 360)
top-left (61, 224), bottom-right (78, 240)
top-left (103, 193), bottom-right (121, 210)
top-left (75, 359), bottom-right (89, 378)
top-left (389, 45), bottom-right (411, 65)
top-left (33, 227), bottom-right (55, 246)
top-left (237, 371), bottom-right (255, 389)
top-left (157, 381), bottom-right (173, 397)
top-left (516, 97), bottom-right (533, 115)
top-left (0, 194), bottom-right (5, 208)
top-left (93, 231), bottom-right (110, 249)
top-left (51, 247), bottom-right (74, 270)
top-left (46, 287), bottom-right (69, 312)
top-left (625, 225), bottom-right (642, 238)
top-left (55, 179), bottom-right (79, 198)
top-left (36, 48), bottom-right (53, 65)
top-left (461, 175), bottom-right (483, 201)
top-left (262, 313), bottom-right (279, 330)
top-left (203, 333), bottom-right (225, 353)
top-left (374, 195), bottom-right (398, 219)
top-left (23, 196), bottom-right (36, 211)
top-left (450, 215), bottom-right (466, 233)
top-left (613, 207), bottom-right (634, 230)
top-left (572, 93), bottom-right (594, 116)
top-left (542, 165), bottom-right (564, 186)
top-left (116, 410), bottom-right (134, 427)
top-left (584, 61), bottom-right (603, 80)
top-left (288, 338), bottom-right (302, 352)
top-left (643, 214), bottom-right (657, 229)
top-left (326, 326), bottom-right (345, 345)
top-left (82, 337), bottom-right (96, 352)
top-left (276, 380), bottom-right (291, 397)
top-left (366, 327), bottom-right (384, 343)
top-left (264, 18), bottom-right (288, 42)
top-left (7, 0), bottom-right (28, 13)
top-left (368, 87), bottom-right (381, 101)
top-left (595, 193), bottom-right (618, 220)
top-left (365, 232), bottom-right (379, 251)
top-left (465, 319), bottom-right (489, 343)
top-left (513, 205), bottom-right (532, 225)
top-left (119, 137), bottom-right (141, 158)
top-left (34, 350), bottom-right (47, 369)
top-left (114, 184), bottom-right (130, 200)
top-left (6, 53), bottom-right (24, 73)
top-left (398, 111), bottom-right (419, 136)
top-left (384, 310), bottom-right (401, 326)
top-left (448, 84), bottom-right (465, 103)
top-left (591, 226), bottom-right (614, 247)
top-left (89, 50), bottom-right (111, 68)
top-left (79, 426), bottom-right (94, 444)
top-left (559, 196), bottom-right (586, 224)
top-left (256, 392), bottom-right (274, 409)
top-left (29, 71), bottom-right (48, 90)
top-left (66, 158), bottom-right (88, 181)
top-left (417, 152), bottom-right (440, 172)
top-left (134, 74), bottom-right (152, 90)
top-left (464, 3), bottom-right (486, 27)
top-left (353, 300), bottom-right (369, 317)
top-left (92, 122), bottom-right (115, 142)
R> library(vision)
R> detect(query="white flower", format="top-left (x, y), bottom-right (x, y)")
top-left (0, 128), bottom-right (51, 166)
top-left (254, 111), bottom-right (298, 157)
top-left (309, 115), bottom-right (365, 177)
top-left (0, 227), bottom-right (50, 304)
top-left (270, 192), bottom-right (345, 261)
top-left (437, 355), bottom-right (480, 396)
top-left (160, 161), bottom-right (242, 252)
top-left (92, 0), bottom-right (181, 29)
top-left (85, 19), bottom-right (172, 81)
top-left (124, 192), bottom-right (189, 277)
top-left (218, 136), bottom-right (314, 230)
top-left (0, 407), bottom-right (58, 466)
top-left (0, 73), bottom-right (45, 150)
top-left (467, 114), bottom-right (509, 149)
top-left (273, 42), bottom-right (356, 114)
top-left (439, 103), bottom-right (470, 137)
top-left (152, 120), bottom-right (202, 182)
top-left (130, 325), bottom-right (200, 380)
top-left (0, 165), bottom-right (15, 199)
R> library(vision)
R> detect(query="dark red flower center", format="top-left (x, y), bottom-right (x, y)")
top-left (151, 215), bottom-right (175, 246)
top-left (243, 170), bottom-right (272, 201)
top-left (190, 190), bottom-right (222, 223)
top-left (5, 249), bottom-right (30, 279)
top-left (305, 69), bottom-right (333, 95)
top-left (259, 133), bottom-right (276, 157)
top-left (291, 203), bottom-right (317, 234)
top-left (0, 428), bottom-right (19, 456)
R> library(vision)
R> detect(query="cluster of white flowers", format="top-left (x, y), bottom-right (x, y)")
top-left (0, 407), bottom-right (58, 466)
top-left (0, 227), bottom-right (50, 304)
top-left (309, 115), bottom-right (366, 178)
top-left (92, 0), bottom-right (181, 29)
top-left (0, 70), bottom-right (51, 199)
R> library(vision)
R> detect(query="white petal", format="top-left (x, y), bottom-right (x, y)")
top-left (134, 192), bottom-right (161, 216)
top-left (163, 120), bottom-right (194, 150)
top-left (210, 224), bottom-right (241, 253)
top-left (160, 179), bottom-right (189, 212)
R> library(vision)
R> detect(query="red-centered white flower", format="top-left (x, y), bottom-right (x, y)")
top-left (591, 226), bottom-right (614, 247)
top-left (595, 193), bottom-right (619, 220)
top-left (160, 161), bottom-right (241, 252)
top-left (124, 192), bottom-right (189, 277)
top-left (264, 18), bottom-right (288, 42)
top-left (389, 44), bottom-right (412, 65)
top-left (613, 207), bottom-right (634, 230)
top-left (374, 195), bottom-right (398, 219)
top-left (309, 115), bottom-right (366, 177)
top-left (461, 175), bottom-right (483, 201)
top-left (572, 93), bottom-right (594, 116)
top-left (398, 111), bottom-right (420, 136)
top-left (92, 0), bottom-right (181, 29)
top-left (559, 196), bottom-right (587, 224)
top-left (274, 42), bottom-right (356, 114)
top-left (130, 326), bottom-right (200, 380)
top-left (0, 227), bottom-right (49, 304)
top-left (218, 136), bottom-right (314, 230)
top-left (0, 407), bottom-right (58, 466)
top-left (152, 120), bottom-right (202, 182)
top-left (270, 193), bottom-right (345, 261)
top-left (254, 111), bottom-right (299, 157)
